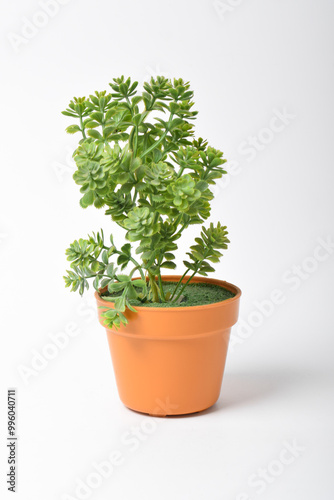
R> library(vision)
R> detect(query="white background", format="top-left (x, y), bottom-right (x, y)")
top-left (1, 0), bottom-right (334, 499)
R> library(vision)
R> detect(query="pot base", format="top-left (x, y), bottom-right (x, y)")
top-left (106, 327), bottom-right (230, 416)
top-left (125, 400), bottom-right (218, 417)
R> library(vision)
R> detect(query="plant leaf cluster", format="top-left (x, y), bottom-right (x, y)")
top-left (63, 77), bottom-right (229, 329)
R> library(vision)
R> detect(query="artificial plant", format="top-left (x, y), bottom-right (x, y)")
top-left (63, 76), bottom-right (229, 328)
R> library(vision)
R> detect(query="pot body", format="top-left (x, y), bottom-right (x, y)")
top-left (95, 276), bottom-right (241, 416)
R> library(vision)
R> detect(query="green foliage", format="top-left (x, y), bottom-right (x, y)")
top-left (184, 222), bottom-right (230, 276)
top-left (123, 207), bottom-right (158, 241)
top-left (63, 76), bottom-right (230, 329)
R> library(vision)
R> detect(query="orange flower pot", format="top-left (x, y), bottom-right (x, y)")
top-left (95, 275), bottom-right (241, 416)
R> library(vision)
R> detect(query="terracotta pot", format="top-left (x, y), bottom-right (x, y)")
top-left (95, 275), bottom-right (241, 416)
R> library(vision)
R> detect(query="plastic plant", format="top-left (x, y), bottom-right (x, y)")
top-left (63, 76), bottom-right (229, 329)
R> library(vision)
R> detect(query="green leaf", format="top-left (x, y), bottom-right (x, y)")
top-left (107, 245), bottom-right (116, 257)
top-left (191, 250), bottom-right (203, 261)
top-left (196, 180), bottom-right (208, 192)
top-left (121, 243), bottom-right (131, 256)
top-left (169, 102), bottom-right (179, 114)
top-left (102, 251), bottom-right (108, 265)
top-left (106, 263), bottom-right (115, 277)
top-left (164, 252), bottom-right (175, 261)
top-left (114, 295), bottom-right (126, 312)
top-left (131, 96), bottom-right (142, 106)
top-left (169, 118), bottom-right (184, 130)
top-left (88, 129), bottom-right (103, 140)
top-left (91, 261), bottom-right (100, 273)
top-left (119, 83), bottom-right (128, 96)
top-left (93, 276), bottom-right (100, 290)
top-left (132, 279), bottom-right (146, 288)
top-left (103, 309), bottom-right (117, 318)
top-left (117, 254), bottom-right (130, 267)
top-left (66, 124), bottom-right (81, 134)
top-left (100, 295), bottom-right (116, 302)
top-left (209, 158), bottom-right (224, 168)
top-left (126, 301), bottom-right (137, 312)
top-left (160, 261), bottom-right (176, 269)
top-left (130, 157), bottom-right (142, 172)
top-left (117, 274), bottom-right (130, 282)
top-left (108, 281), bottom-right (126, 293)
top-left (126, 231), bottom-right (141, 242)
top-left (85, 120), bottom-right (100, 129)
top-left (90, 111), bottom-right (104, 123)
top-left (62, 111), bottom-right (78, 118)
top-left (127, 284), bottom-right (138, 300)
top-left (80, 191), bottom-right (94, 208)
top-left (183, 260), bottom-right (196, 271)
top-left (100, 278), bottom-right (110, 288)
top-left (132, 113), bottom-right (143, 126)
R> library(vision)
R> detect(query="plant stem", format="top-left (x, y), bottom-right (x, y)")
top-left (148, 271), bottom-right (160, 302)
top-left (140, 113), bottom-right (173, 159)
top-left (177, 166), bottom-right (185, 178)
top-left (125, 97), bottom-right (139, 157)
top-left (123, 254), bottom-right (145, 281)
top-left (173, 221), bottom-right (188, 240)
top-left (156, 255), bottom-right (166, 302)
top-left (115, 221), bottom-right (127, 230)
top-left (140, 132), bottom-right (167, 159)
top-left (158, 272), bottom-right (166, 302)
top-left (79, 115), bottom-right (86, 139)
top-left (169, 269), bottom-right (189, 300)
top-left (133, 125), bottom-right (138, 157)
top-left (129, 260), bottom-right (145, 280)
top-left (146, 96), bottom-right (156, 111)
top-left (172, 270), bottom-right (197, 302)
top-left (108, 247), bottom-right (145, 281)
top-left (125, 97), bottom-right (133, 115)
top-left (172, 245), bottom-right (211, 302)
top-left (132, 190), bottom-right (138, 203)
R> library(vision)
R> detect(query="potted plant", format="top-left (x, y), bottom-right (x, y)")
top-left (63, 76), bottom-right (241, 416)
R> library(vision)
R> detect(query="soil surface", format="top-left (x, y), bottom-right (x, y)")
top-left (101, 281), bottom-right (235, 307)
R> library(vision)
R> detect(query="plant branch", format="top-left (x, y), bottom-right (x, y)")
top-left (172, 270), bottom-right (197, 302)
top-left (148, 270), bottom-right (160, 302)
top-left (169, 269), bottom-right (189, 300)
top-left (140, 113), bottom-right (174, 159)
top-left (79, 115), bottom-right (86, 139)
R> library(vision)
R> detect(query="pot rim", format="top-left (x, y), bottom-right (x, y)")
top-left (95, 275), bottom-right (241, 312)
